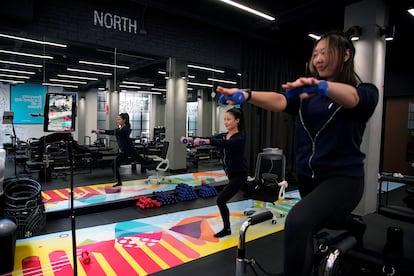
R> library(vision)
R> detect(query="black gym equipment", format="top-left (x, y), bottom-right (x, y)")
top-left (236, 210), bottom-right (276, 276)
top-left (243, 148), bottom-right (288, 224)
top-left (313, 216), bottom-right (414, 276)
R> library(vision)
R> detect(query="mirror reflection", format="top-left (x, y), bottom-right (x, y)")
top-left (0, 29), bottom-right (240, 215)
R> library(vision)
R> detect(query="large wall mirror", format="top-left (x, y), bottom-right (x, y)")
top-left (0, 28), bottom-right (240, 214)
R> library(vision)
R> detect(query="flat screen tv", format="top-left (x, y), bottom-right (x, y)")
top-left (43, 93), bottom-right (76, 132)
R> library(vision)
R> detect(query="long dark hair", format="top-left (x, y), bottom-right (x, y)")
top-left (226, 107), bottom-right (245, 133)
top-left (308, 27), bottom-right (362, 86)
top-left (119, 113), bottom-right (131, 128)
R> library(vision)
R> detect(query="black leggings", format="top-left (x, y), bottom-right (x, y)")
top-left (284, 175), bottom-right (364, 276)
top-left (115, 148), bottom-right (143, 181)
top-left (216, 174), bottom-right (247, 230)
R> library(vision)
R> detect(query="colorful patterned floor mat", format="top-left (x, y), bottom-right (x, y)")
top-left (42, 170), bottom-right (227, 213)
top-left (9, 191), bottom-right (300, 276)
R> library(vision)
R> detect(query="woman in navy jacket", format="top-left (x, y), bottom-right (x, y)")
top-left (188, 107), bottom-right (248, 238)
top-left (216, 29), bottom-right (379, 275)
top-left (94, 113), bottom-right (144, 187)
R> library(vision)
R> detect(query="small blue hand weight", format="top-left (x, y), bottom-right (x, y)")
top-left (285, 81), bottom-right (328, 99)
top-left (180, 137), bottom-right (205, 145)
top-left (219, 91), bottom-right (245, 105)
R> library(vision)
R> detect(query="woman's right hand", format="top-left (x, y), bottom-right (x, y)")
top-left (180, 136), bottom-right (193, 144)
top-left (216, 86), bottom-right (240, 97)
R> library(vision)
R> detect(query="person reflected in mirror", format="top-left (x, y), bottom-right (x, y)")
top-left (216, 28), bottom-right (379, 275)
top-left (93, 113), bottom-right (145, 187)
top-left (182, 107), bottom-right (248, 238)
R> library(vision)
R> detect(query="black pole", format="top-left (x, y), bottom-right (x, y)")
top-left (12, 122), bottom-right (17, 177)
top-left (66, 133), bottom-right (78, 276)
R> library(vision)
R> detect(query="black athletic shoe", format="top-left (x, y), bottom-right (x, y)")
top-left (214, 229), bottom-right (231, 238)
top-left (112, 182), bottom-right (122, 187)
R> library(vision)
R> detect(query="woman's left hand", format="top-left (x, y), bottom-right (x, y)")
top-left (282, 77), bottom-right (321, 99)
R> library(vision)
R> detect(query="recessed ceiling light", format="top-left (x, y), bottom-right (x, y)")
top-left (217, 0), bottom-right (275, 21)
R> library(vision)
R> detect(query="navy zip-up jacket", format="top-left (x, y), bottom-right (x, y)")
top-left (104, 126), bottom-right (134, 153)
top-left (284, 83), bottom-right (379, 178)
top-left (209, 132), bottom-right (248, 178)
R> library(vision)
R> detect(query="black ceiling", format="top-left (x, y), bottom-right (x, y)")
top-left (145, 0), bottom-right (413, 39)
top-left (141, 0), bottom-right (414, 73)
top-left (0, 0), bottom-right (413, 91)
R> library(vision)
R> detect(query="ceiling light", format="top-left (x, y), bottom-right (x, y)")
top-left (79, 60), bottom-right (130, 69)
top-left (308, 33), bottom-right (321, 40)
top-left (0, 78), bottom-right (25, 84)
top-left (42, 82), bottom-right (78, 88)
top-left (0, 33), bottom-right (67, 47)
top-left (138, 91), bottom-right (162, 95)
top-left (188, 81), bottom-right (213, 88)
top-left (57, 74), bottom-right (98, 81)
top-left (67, 68), bottom-right (112, 76)
top-left (208, 77), bottom-right (237, 84)
top-left (120, 89), bottom-right (162, 95)
top-left (0, 59), bottom-right (43, 68)
top-left (157, 70), bottom-right (166, 75)
top-left (151, 88), bottom-right (167, 92)
top-left (120, 84), bottom-right (141, 89)
top-left (49, 78), bottom-right (87, 85)
top-left (217, 0), bottom-right (275, 21)
top-left (0, 68), bottom-right (35, 74)
top-left (0, 73), bottom-right (30, 79)
top-left (349, 26), bottom-right (361, 41)
top-left (188, 64), bottom-right (225, 73)
top-left (122, 81), bottom-right (154, 86)
top-left (408, 8), bottom-right (414, 16)
top-left (383, 25), bottom-right (395, 41)
top-left (0, 49), bottom-right (53, 59)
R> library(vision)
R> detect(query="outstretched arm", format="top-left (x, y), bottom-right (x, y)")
top-left (92, 129), bottom-right (105, 134)
top-left (216, 86), bottom-right (287, 112)
top-left (282, 77), bottom-right (359, 108)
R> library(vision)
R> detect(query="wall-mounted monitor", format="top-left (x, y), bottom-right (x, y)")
top-left (43, 93), bottom-right (77, 132)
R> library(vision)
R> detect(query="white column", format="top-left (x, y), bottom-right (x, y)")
top-left (165, 58), bottom-right (188, 172)
top-left (106, 79), bottom-right (119, 149)
top-left (345, 0), bottom-right (387, 215)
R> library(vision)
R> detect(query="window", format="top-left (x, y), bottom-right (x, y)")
top-left (187, 102), bottom-right (198, 136)
top-left (97, 90), bottom-right (107, 130)
top-left (119, 91), bottom-right (151, 140)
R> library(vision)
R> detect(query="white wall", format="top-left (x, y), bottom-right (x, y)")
top-left (83, 90), bottom-right (98, 145)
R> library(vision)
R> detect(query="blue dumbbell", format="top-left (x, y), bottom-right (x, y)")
top-left (219, 91), bottom-right (245, 105)
top-left (180, 137), bottom-right (205, 145)
top-left (285, 81), bottom-right (328, 99)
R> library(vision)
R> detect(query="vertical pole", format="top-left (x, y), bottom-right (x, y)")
top-left (67, 133), bottom-right (77, 275)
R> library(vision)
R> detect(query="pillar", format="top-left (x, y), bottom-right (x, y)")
top-left (77, 92), bottom-right (86, 144)
top-left (165, 58), bottom-right (188, 172)
top-left (106, 78), bottom-right (119, 150)
top-left (197, 89), bottom-right (213, 136)
top-left (345, 0), bottom-right (387, 215)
